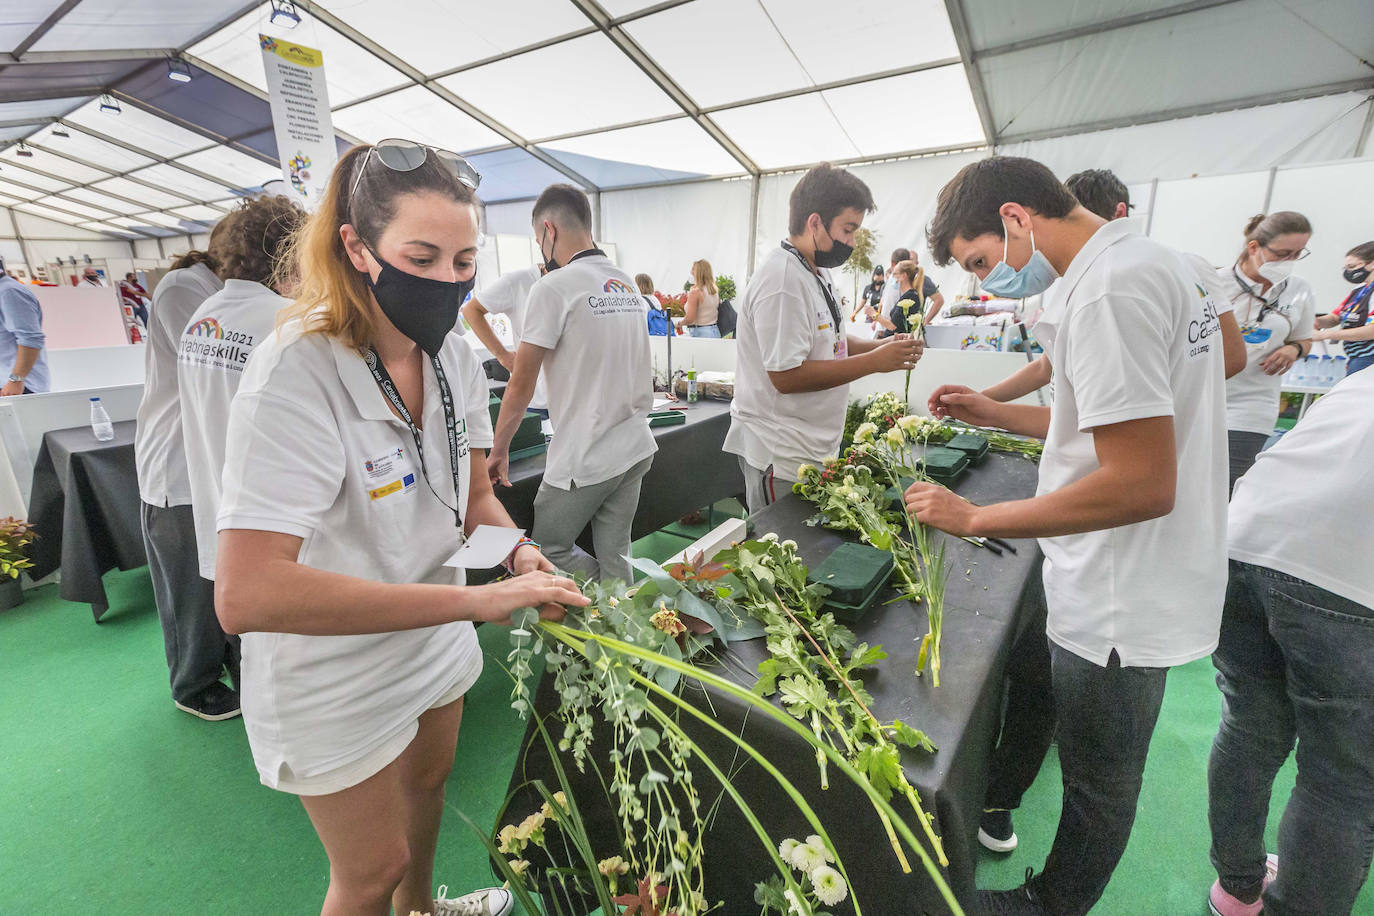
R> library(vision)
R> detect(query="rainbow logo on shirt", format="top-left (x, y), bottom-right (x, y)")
top-left (603, 278), bottom-right (635, 294)
top-left (188, 317), bottom-right (224, 339)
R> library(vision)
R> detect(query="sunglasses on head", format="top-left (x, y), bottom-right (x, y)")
top-left (349, 138), bottom-right (482, 202)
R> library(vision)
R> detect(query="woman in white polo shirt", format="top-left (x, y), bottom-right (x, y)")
top-left (1220, 211), bottom-right (1315, 491)
top-left (214, 141), bottom-right (587, 916)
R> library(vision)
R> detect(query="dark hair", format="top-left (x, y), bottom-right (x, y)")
top-left (787, 163), bottom-right (875, 236)
top-left (927, 156), bottom-right (1079, 266)
top-left (634, 272), bottom-right (654, 295)
top-left (889, 247), bottom-right (911, 265)
top-left (1064, 169), bottom-right (1129, 221)
top-left (170, 249), bottom-right (220, 272)
top-left (532, 183), bottom-right (592, 232)
top-left (1348, 241), bottom-right (1374, 262)
top-left (1240, 211), bottom-right (1311, 259)
top-left (219, 194), bottom-right (305, 285)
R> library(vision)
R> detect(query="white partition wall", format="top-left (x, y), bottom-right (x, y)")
top-left (1268, 158), bottom-right (1374, 310)
top-left (1147, 170), bottom-right (1272, 268)
top-left (601, 179), bottom-right (753, 292)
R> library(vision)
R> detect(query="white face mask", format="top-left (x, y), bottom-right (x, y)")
top-left (1257, 258), bottom-right (1294, 285)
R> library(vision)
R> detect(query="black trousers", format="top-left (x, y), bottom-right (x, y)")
top-left (984, 579), bottom-right (1055, 812)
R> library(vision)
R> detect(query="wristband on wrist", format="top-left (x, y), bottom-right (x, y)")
top-left (504, 536), bottom-right (541, 573)
top-left (1289, 343), bottom-right (1304, 359)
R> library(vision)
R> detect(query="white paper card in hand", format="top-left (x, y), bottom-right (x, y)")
top-left (443, 525), bottom-right (525, 569)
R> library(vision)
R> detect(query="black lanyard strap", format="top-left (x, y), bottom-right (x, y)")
top-left (364, 347), bottom-right (464, 530)
top-left (781, 240), bottom-right (843, 334)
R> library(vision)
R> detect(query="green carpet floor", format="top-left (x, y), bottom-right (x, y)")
top-left (2, 510), bottom-right (1369, 914)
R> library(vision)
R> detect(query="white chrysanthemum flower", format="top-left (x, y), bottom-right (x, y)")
top-left (783, 888), bottom-right (805, 915)
top-left (789, 839), bottom-right (826, 872)
top-left (781, 539), bottom-right (797, 550)
top-left (846, 490), bottom-right (864, 504)
top-left (762, 532), bottom-right (779, 542)
top-left (897, 414), bottom-right (920, 432)
top-left (797, 463), bottom-right (817, 479)
top-left (843, 474), bottom-right (855, 487)
top-left (810, 864), bottom-right (847, 905)
top-left (885, 426), bottom-right (906, 447)
top-left (803, 835), bottom-right (835, 864)
top-left (854, 422), bottom-right (878, 443)
top-left (778, 837), bottom-right (800, 865)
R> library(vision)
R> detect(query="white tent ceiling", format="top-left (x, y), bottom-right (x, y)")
top-left (0, 0), bottom-right (1370, 243)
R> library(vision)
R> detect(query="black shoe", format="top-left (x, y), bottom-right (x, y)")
top-left (978, 807), bottom-right (1019, 853)
top-left (977, 869), bottom-right (1049, 915)
top-left (174, 682), bottom-right (242, 721)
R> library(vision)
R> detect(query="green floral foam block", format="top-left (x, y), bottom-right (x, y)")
top-left (807, 541), bottom-right (895, 620)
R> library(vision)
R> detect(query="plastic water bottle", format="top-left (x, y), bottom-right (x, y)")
top-left (90, 396), bottom-right (114, 441)
top-left (1301, 354), bottom-right (1318, 385)
top-left (1320, 355), bottom-right (1335, 386)
top-left (1333, 355), bottom-right (1347, 380)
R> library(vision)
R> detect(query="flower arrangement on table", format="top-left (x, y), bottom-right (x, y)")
top-left (845, 393), bottom-right (1044, 461)
top-left (654, 290), bottom-right (688, 318)
top-left (489, 538), bottom-right (961, 916)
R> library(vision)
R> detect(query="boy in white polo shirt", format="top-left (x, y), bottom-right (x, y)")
top-left (724, 163), bottom-right (922, 512)
top-left (487, 184), bottom-right (656, 583)
top-left (461, 265), bottom-right (550, 417)
top-left (906, 156), bottom-right (1227, 915)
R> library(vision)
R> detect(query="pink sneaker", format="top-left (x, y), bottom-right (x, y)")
top-left (1208, 855), bottom-right (1279, 916)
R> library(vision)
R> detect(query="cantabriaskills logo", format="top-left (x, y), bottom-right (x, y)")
top-left (188, 317), bottom-right (224, 339)
top-left (603, 278), bottom-right (635, 294)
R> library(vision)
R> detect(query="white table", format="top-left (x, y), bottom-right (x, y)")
top-left (1281, 381), bottom-right (1335, 419)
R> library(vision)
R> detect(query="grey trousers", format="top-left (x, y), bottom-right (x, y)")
top-left (141, 502), bottom-right (239, 703)
top-left (738, 456), bottom-right (795, 516)
top-left (532, 456), bottom-right (653, 584)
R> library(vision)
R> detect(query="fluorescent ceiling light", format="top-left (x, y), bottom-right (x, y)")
top-left (269, 0), bottom-right (301, 28)
top-left (167, 58), bottom-right (193, 83)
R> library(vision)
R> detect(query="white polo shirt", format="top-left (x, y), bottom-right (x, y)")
top-left (1219, 267), bottom-right (1316, 434)
top-left (1032, 219), bottom-right (1227, 668)
top-left (725, 244), bottom-right (849, 481)
top-left (521, 252), bottom-right (656, 490)
top-left (218, 319), bottom-right (492, 786)
top-left (475, 266), bottom-right (547, 411)
top-left (135, 262), bottom-right (222, 508)
top-left (1230, 367), bottom-right (1374, 608)
top-left (177, 279), bottom-right (287, 579)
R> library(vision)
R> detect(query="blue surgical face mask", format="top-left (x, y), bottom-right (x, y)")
top-left (980, 225), bottom-right (1059, 299)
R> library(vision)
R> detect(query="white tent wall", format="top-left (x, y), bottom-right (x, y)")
top-left (484, 200), bottom-right (537, 239)
top-left (999, 92), bottom-right (1374, 185)
top-left (601, 179), bottom-right (753, 293)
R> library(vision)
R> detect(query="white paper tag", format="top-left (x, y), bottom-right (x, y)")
top-left (443, 524), bottom-right (526, 569)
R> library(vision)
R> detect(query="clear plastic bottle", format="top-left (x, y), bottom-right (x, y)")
top-left (1333, 354), bottom-right (1347, 381)
top-left (90, 396), bottom-right (114, 441)
top-left (1320, 354), bottom-right (1335, 386)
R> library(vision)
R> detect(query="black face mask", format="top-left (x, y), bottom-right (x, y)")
top-left (539, 225), bottom-right (560, 273)
top-left (364, 247), bottom-right (472, 357)
top-left (1344, 266), bottom-right (1370, 285)
top-left (812, 224), bottom-right (853, 269)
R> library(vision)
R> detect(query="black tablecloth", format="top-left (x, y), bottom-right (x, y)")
top-left (502, 452), bottom-right (1044, 915)
top-left (495, 399), bottom-right (741, 541)
top-left (28, 421), bottom-right (145, 621)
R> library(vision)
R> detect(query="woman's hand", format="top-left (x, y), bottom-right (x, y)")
top-left (512, 544), bottom-right (554, 576)
top-left (1259, 344), bottom-right (1300, 376)
top-left (474, 570), bottom-right (588, 625)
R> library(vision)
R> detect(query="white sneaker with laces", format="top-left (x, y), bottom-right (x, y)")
top-left (431, 885), bottom-right (513, 916)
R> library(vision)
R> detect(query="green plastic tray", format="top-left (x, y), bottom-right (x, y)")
top-left (807, 542), bottom-right (894, 622)
top-left (487, 393), bottom-right (502, 426)
top-left (648, 409), bottom-right (686, 428)
top-left (509, 411), bottom-right (546, 453)
top-left (945, 432), bottom-right (989, 464)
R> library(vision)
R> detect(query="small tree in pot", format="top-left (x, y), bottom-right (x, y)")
top-left (0, 517), bottom-right (35, 611)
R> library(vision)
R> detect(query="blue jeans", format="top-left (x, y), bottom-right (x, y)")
top-left (1347, 354), bottom-right (1374, 376)
top-left (1029, 642), bottom-right (1168, 915)
top-left (686, 325), bottom-right (720, 338)
top-left (1209, 560), bottom-right (1374, 915)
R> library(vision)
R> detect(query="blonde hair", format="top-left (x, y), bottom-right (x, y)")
top-left (893, 259), bottom-right (920, 285)
top-left (691, 259), bottom-right (716, 295)
top-left (279, 143), bottom-right (477, 351)
top-left (634, 272), bottom-right (654, 295)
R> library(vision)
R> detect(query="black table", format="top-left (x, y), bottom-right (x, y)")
top-left (495, 399), bottom-right (742, 541)
top-left (503, 452), bottom-right (1044, 915)
top-left (28, 421), bottom-right (146, 621)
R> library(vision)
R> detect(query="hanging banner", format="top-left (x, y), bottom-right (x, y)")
top-left (260, 34), bottom-right (336, 207)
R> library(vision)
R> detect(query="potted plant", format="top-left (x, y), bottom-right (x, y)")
top-left (0, 517), bottom-right (36, 611)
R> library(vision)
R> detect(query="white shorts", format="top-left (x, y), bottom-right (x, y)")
top-left (268, 667), bottom-right (479, 797)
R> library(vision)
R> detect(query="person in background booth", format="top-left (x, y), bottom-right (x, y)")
top-left (0, 257), bottom-right (49, 395)
top-left (81, 266), bottom-right (103, 286)
top-left (462, 262), bottom-right (550, 418)
top-left (120, 271), bottom-right (150, 327)
top-left (214, 141), bottom-right (585, 916)
top-left (135, 222), bottom-right (234, 721)
top-left (1221, 211), bottom-right (1315, 490)
top-left (677, 258), bottom-right (721, 338)
top-left (639, 272), bottom-right (675, 337)
top-left (874, 257), bottom-right (941, 337)
top-left (1313, 241), bottom-right (1374, 376)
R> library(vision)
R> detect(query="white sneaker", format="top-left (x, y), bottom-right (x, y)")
top-left (432, 885), bottom-right (514, 916)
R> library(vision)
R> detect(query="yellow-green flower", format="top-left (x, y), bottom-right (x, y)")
top-left (497, 823), bottom-right (522, 855)
top-left (508, 859), bottom-right (531, 877)
top-left (854, 422), bottom-right (878, 443)
top-left (597, 855), bottom-right (630, 876)
top-left (885, 426), bottom-right (906, 447)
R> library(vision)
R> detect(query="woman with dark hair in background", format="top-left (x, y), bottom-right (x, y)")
top-left (1220, 211), bottom-right (1315, 490)
top-left (212, 142), bottom-right (586, 916)
top-left (1313, 241), bottom-right (1374, 376)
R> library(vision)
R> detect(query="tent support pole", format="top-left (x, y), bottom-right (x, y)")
top-left (1261, 167), bottom-right (1277, 212)
top-left (746, 174), bottom-right (761, 278)
top-left (1355, 97), bottom-right (1374, 158)
top-left (7, 207), bottom-right (37, 271)
top-left (1143, 180), bottom-right (1159, 235)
